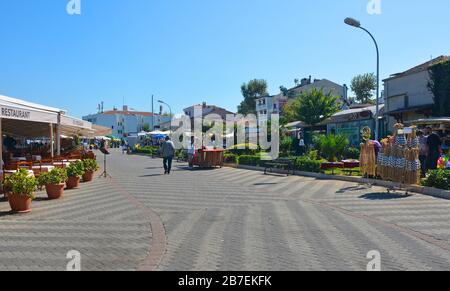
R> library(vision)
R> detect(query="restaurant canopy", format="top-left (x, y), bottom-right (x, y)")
top-left (0, 95), bottom-right (94, 158)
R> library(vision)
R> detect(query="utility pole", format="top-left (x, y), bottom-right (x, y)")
top-left (152, 95), bottom-right (155, 131)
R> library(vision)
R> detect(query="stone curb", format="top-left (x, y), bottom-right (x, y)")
top-left (224, 163), bottom-right (450, 200)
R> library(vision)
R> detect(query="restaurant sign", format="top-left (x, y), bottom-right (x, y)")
top-left (1, 107), bottom-right (31, 120)
top-left (0, 105), bottom-right (58, 124)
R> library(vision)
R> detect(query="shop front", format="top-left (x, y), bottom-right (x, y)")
top-left (327, 105), bottom-right (385, 146)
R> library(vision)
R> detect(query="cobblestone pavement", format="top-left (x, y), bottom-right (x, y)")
top-left (1, 149), bottom-right (450, 271)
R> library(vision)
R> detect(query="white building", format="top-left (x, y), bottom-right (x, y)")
top-left (82, 105), bottom-right (171, 138)
top-left (384, 55), bottom-right (450, 133)
top-left (256, 77), bottom-right (348, 125)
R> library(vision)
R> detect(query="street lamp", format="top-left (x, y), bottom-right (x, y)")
top-left (158, 100), bottom-right (172, 136)
top-left (345, 17), bottom-right (381, 140)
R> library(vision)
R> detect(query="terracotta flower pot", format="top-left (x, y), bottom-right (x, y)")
top-left (45, 183), bottom-right (65, 200)
top-left (8, 193), bottom-right (32, 213)
top-left (82, 171), bottom-right (94, 182)
top-left (66, 176), bottom-right (81, 189)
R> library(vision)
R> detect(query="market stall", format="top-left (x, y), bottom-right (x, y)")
top-left (192, 148), bottom-right (224, 168)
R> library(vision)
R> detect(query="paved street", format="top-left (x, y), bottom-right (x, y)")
top-left (2, 149), bottom-right (450, 271)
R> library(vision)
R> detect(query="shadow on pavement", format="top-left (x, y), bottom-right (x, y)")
top-left (359, 193), bottom-right (411, 200)
top-left (336, 186), bottom-right (371, 194)
top-left (139, 174), bottom-right (165, 177)
top-left (175, 166), bottom-right (217, 171)
top-left (0, 210), bottom-right (14, 217)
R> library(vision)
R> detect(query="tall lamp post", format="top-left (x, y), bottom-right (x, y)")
top-left (158, 100), bottom-right (172, 136)
top-left (345, 17), bottom-right (380, 141)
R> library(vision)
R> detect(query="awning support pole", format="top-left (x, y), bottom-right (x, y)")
top-left (0, 118), bottom-right (3, 172)
top-left (56, 113), bottom-right (61, 156)
top-left (50, 123), bottom-right (54, 158)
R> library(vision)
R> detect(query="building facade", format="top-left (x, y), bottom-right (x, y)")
top-left (256, 77), bottom-right (348, 125)
top-left (82, 105), bottom-right (171, 138)
top-left (384, 56), bottom-right (450, 133)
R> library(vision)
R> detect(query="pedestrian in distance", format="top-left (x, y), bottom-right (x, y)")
top-left (161, 136), bottom-right (175, 175)
top-left (425, 126), bottom-right (442, 170)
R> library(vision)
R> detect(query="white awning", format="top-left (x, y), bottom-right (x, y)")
top-left (0, 95), bottom-right (61, 124)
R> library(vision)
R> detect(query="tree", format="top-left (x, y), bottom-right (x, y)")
top-left (283, 88), bottom-right (341, 126)
top-left (142, 123), bottom-right (151, 132)
top-left (351, 73), bottom-right (377, 104)
top-left (313, 134), bottom-right (349, 162)
top-left (238, 79), bottom-right (269, 114)
top-left (428, 59), bottom-right (450, 116)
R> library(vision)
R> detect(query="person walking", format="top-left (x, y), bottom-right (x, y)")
top-left (425, 126), bottom-right (442, 170)
top-left (187, 136), bottom-right (196, 168)
top-left (161, 136), bottom-right (175, 175)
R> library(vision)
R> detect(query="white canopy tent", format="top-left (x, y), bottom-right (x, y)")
top-left (0, 95), bottom-right (93, 166)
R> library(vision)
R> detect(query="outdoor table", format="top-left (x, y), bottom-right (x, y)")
top-left (53, 162), bottom-right (71, 168)
top-left (32, 155), bottom-right (42, 161)
top-left (2, 169), bottom-right (35, 177)
top-left (32, 165), bottom-right (55, 174)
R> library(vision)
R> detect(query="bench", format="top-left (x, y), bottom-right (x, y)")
top-left (264, 158), bottom-right (294, 176)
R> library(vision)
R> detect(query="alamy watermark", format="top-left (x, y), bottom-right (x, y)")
top-left (367, 250), bottom-right (381, 271)
top-left (367, 0), bottom-right (382, 15)
top-left (67, 0), bottom-right (81, 15)
top-left (66, 250), bottom-right (81, 271)
top-left (169, 106), bottom-right (280, 160)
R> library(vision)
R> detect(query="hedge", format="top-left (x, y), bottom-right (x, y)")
top-left (224, 154), bottom-right (237, 164)
top-left (294, 157), bottom-right (322, 173)
top-left (237, 155), bottom-right (262, 166)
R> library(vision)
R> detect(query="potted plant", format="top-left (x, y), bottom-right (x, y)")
top-left (82, 159), bottom-right (99, 182)
top-left (66, 161), bottom-right (85, 189)
top-left (4, 169), bottom-right (38, 213)
top-left (38, 168), bottom-right (68, 200)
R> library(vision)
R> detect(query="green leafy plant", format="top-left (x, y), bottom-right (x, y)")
top-left (428, 58), bottom-right (450, 116)
top-left (4, 169), bottom-right (38, 199)
top-left (38, 168), bottom-right (68, 186)
top-left (422, 169), bottom-right (450, 190)
top-left (343, 147), bottom-right (361, 160)
top-left (83, 159), bottom-right (99, 172)
top-left (227, 143), bottom-right (260, 156)
top-left (66, 161), bottom-right (85, 177)
top-left (224, 154), bottom-right (237, 164)
top-left (313, 134), bottom-right (349, 162)
top-left (294, 156), bottom-right (323, 173)
top-left (237, 155), bottom-right (262, 166)
top-left (280, 136), bottom-right (295, 156)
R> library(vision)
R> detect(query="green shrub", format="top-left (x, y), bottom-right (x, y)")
top-left (343, 147), bottom-right (361, 160)
top-left (83, 159), bottom-right (100, 172)
top-left (38, 168), bottom-right (68, 186)
top-left (294, 156), bottom-right (322, 173)
top-left (422, 169), bottom-right (450, 190)
top-left (280, 136), bottom-right (295, 156)
top-left (66, 161), bottom-right (85, 177)
top-left (227, 143), bottom-right (260, 156)
top-left (224, 154), bottom-right (237, 164)
top-left (313, 134), bottom-right (349, 162)
top-left (134, 146), bottom-right (158, 155)
top-left (237, 155), bottom-right (261, 166)
top-left (4, 169), bottom-right (38, 199)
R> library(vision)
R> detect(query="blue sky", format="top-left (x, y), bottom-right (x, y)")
top-left (0, 0), bottom-right (449, 118)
